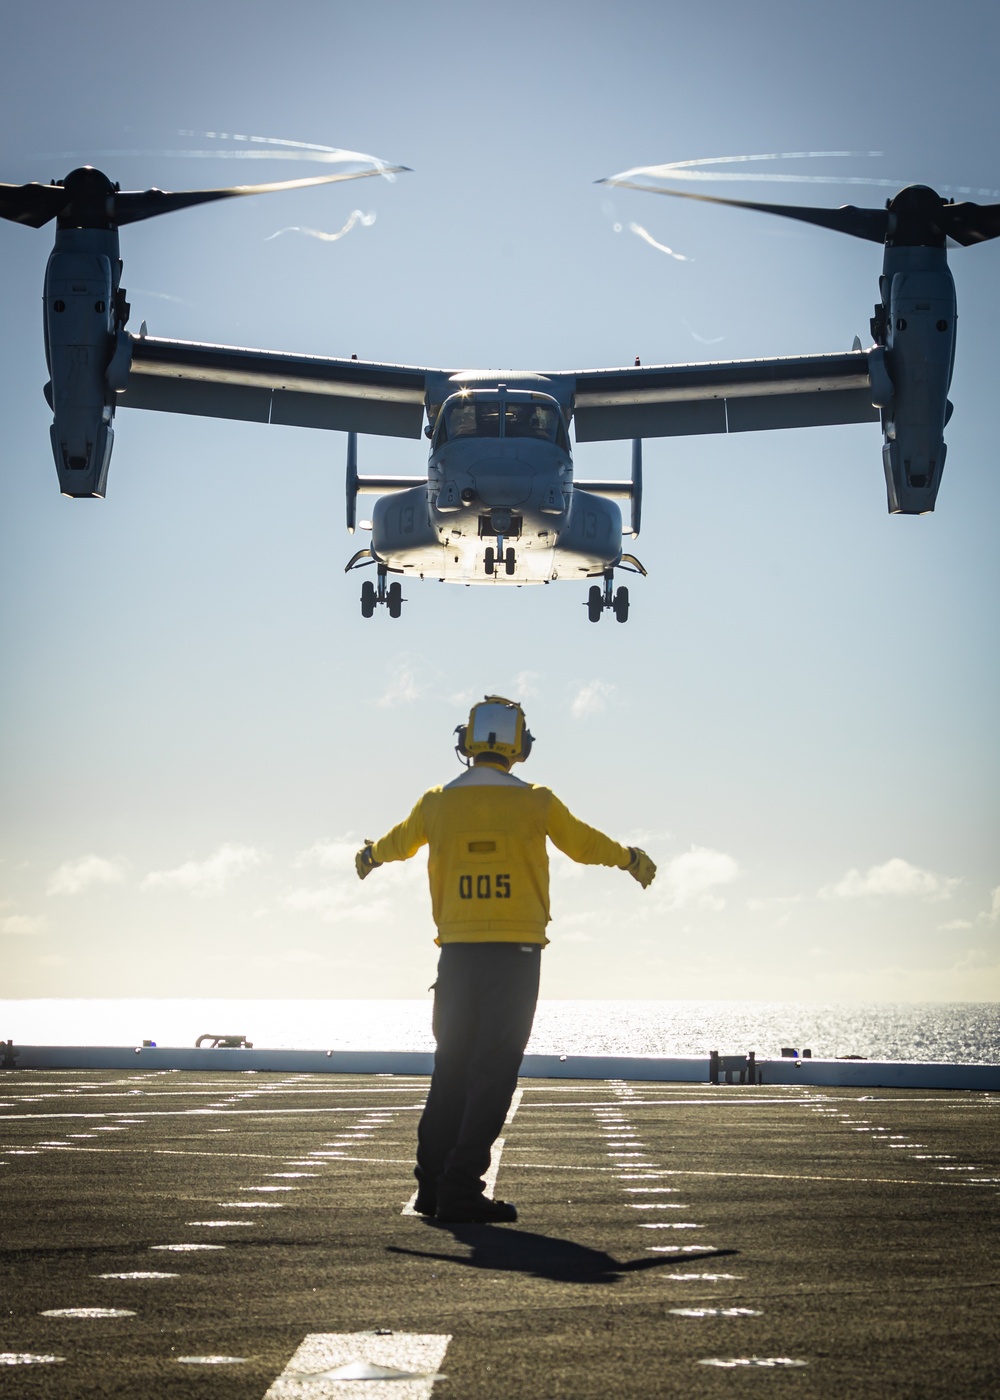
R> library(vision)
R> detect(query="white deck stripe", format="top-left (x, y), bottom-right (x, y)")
top-left (263, 1332), bottom-right (450, 1399)
top-left (503, 1087), bottom-right (525, 1127)
top-left (401, 1087), bottom-right (524, 1215)
top-left (480, 1136), bottom-right (506, 1201)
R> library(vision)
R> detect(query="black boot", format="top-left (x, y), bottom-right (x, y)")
top-left (435, 1194), bottom-right (517, 1224)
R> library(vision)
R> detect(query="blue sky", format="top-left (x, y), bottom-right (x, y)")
top-left (1, 0), bottom-right (997, 1003)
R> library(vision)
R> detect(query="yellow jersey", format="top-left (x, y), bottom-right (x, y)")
top-left (371, 769), bottom-right (632, 944)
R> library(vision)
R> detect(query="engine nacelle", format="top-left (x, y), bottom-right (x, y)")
top-left (44, 229), bottom-right (120, 497)
top-left (874, 246), bottom-right (956, 514)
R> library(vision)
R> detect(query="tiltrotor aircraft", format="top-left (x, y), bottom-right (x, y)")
top-left (4, 161), bottom-right (998, 622)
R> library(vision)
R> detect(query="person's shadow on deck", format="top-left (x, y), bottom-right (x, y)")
top-left (387, 1222), bottom-right (737, 1286)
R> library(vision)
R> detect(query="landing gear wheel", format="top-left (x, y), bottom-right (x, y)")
top-left (587, 585), bottom-right (603, 623)
top-left (613, 585), bottom-right (630, 623)
top-left (360, 580), bottom-right (377, 618)
top-left (504, 547), bottom-right (516, 576)
top-left (387, 581), bottom-right (403, 618)
top-left (484, 547), bottom-right (495, 576)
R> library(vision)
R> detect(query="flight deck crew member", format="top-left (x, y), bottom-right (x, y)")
top-left (355, 695), bottom-right (656, 1224)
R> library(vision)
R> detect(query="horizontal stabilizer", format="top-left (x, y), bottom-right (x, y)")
top-left (356, 476), bottom-right (428, 492)
top-left (574, 479), bottom-right (634, 499)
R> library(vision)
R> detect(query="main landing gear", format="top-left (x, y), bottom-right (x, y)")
top-left (358, 562), bottom-right (404, 619)
top-left (585, 555), bottom-right (646, 624)
top-left (345, 549), bottom-right (405, 619)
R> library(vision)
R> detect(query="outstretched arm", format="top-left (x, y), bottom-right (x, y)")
top-left (355, 797), bottom-right (429, 880)
top-left (546, 795), bottom-right (656, 888)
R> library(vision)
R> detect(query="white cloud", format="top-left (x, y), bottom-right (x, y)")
top-left (0, 914), bottom-right (46, 936)
top-left (282, 884), bottom-right (390, 925)
top-left (820, 858), bottom-right (958, 902)
top-left (621, 823), bottom-right (669, 845)
top-left (294, 838), bottom-right (357, 871)
top-left (570, 680), bottom-right (615, 719)
top-left (143, 843), bottom-right (265, 896)
top-left (48, 855), bottom-right (126, 896)
top-left (451, 675), bottom-right (539, 709)
top-left (658, 846), bottom-right (740, 910)
top-left (990, 887), bottom-right (1000, 923)
top-left (377, 658), bottom-right (431, 708)
top-left (285, 837), bottom-right (426, 926)
top-left (938, 919), bottom-right (973, 931)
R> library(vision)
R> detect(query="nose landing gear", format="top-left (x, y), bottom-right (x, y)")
top-left (584, 555), bottom-right (646, 623)
top-left (484, 541), bottom-right (516, 576)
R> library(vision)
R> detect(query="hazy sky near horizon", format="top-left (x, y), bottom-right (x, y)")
top-left (1, 0), bottom-right (998, 1004)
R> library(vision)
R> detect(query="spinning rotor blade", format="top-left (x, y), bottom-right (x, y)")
top-left (598, 177), bottom-right (890, 242)
top-left (599, 175), bottom-right (1000, 248)
top-left (0, 163), bottom-right (409, 230)
top-left (111, 166), bottom-right (407, 226)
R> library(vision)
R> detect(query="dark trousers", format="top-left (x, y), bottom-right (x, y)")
top-left (416, 942), bottom-right (541, 1202)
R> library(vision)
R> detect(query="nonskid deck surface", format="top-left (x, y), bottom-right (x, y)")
top-left (1, 1071), bottom-right (997, 1398)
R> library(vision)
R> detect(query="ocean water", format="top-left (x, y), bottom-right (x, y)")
top-left (2, 998), bottom-right (998, 1064)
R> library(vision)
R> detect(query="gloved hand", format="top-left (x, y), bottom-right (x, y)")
top-left (627, 847), bottom-right (656, 889)
top-left (355, 842), bottom-right (382, 881)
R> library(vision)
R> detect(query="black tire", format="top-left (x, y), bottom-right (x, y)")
top-left (484, 547), bottom-right (495, 576)
top-left (360, 580), bottom-right (377, 618)
top-left (613, 585), bottom-right (630, 623)
top-left (387, 581), bottom-right (403, 618)
top-left (587, 585), bottom-right (603, 623)
top-left (504, 547), bottom-right (516, 576)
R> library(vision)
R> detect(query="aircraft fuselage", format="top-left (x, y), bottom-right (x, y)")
top-left (368, 387), bottom-right (624, 584)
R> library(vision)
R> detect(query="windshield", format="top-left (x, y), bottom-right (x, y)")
top-left (438, 393), bottom-right (568, 449)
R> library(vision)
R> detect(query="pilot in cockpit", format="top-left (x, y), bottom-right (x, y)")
top-left (504, 403), bottom-right (557, 439)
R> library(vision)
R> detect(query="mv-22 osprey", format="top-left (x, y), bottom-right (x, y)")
top-left (3, 162), bottom-right (998, 621)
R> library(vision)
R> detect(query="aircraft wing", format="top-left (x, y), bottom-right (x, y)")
top-left (570, 350), bottom-right (879, 442)
top-left (117, 336), bottom-right (431, 439)
top-left (118, 338), bottom-right (879, 445)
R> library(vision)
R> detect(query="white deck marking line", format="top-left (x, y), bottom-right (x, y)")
top-left (4, 1142), bottom-right (978, 1190)
top-left (1, 1104), bottom-right (425, 1123)
top-left (506, 1159), bottom-right (985, 1190)
top-left (402, 1086), bottom-right (524, 1216)
top-left (263, 1331), bottom-right (451, 1399)
top-left (481, 1137), bottom-right (507, 1201)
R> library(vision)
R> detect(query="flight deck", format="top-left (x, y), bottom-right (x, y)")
top-left (1, 1069), bottom-right (997, 1398)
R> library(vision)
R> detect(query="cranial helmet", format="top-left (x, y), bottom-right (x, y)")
top-left (455, 695), bottom-right (534, 767)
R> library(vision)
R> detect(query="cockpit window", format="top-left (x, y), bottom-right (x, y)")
top-left (438, 393), bottom-right (569, 451)
top-left (446, 399), bottom-right (501, 439)
top-left (504, 403), bottom-right (559, 440)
